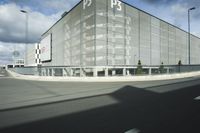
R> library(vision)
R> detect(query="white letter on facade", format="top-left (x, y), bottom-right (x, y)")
top-left (111, 0), bottom-right (122, 11)
top-left (111, 0), bottom-right (117, 9)
top-left (83, 0), bottom-right (92, 10)
top-left (88, 0), bottom-right (92, 7)
top-left (83, 0), bottom-right (87, 9)
top-left (117, 0), bottom-right (122, 11)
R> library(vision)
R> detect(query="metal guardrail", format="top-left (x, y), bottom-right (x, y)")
top-left (9, 67), bottom-right (38, 75)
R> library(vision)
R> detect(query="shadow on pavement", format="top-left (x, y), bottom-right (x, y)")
top-left (0, 84), bottom-right (200, 133)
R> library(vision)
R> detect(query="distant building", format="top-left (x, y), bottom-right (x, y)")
top-left (0, 65), bottom-right (6, 69)
top-left (14, 59), bottom-right (24, 67)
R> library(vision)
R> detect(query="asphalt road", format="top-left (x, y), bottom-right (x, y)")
top-left (0, 70), bottom-right (200, 133)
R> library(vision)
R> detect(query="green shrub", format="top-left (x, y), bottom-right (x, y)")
top-left (136, 60), bottom-right (143, 75)
top-left (178, 60), bottom-right (182, 66)
top-left (159, 62), bottom-right (165, 73)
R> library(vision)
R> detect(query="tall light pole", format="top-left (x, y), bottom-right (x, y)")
top-left (20, 10), bottom-right (28, 66)
top-left (188, 7), bottom-right (195, 65)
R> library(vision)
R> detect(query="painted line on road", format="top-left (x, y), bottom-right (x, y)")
top-left (125, 128), bottom-right (140, 133)
top-left (194, 96), bottom-right (200, 100)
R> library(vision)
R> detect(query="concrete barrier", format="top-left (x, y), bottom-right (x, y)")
top-left (7, 69), bottom-right (200, 82)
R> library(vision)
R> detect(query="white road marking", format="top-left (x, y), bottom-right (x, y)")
top-left (125, 128), bottom-right (140, 133)
top-left (194, 96), bottom-right (200, 100)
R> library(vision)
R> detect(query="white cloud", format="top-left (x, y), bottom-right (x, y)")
top-left (44, 0), bottom-right (72, 11)
top-left (127, 0), bottom-right (200, 37)
top-left (169, 3), bottom-right (200, 37)
top-left (0, 1), bottom-right (79, 65)
top-left (169, 3), bottom-right (188, 29)
top-left (5, 0), bottom-right (80, 14)
top-left (171, 3), bottom-right (188, 17)
top-left (0, 41), bottom-right (26, 65)
top-left (0, 3), bottom-right (60, 43)
top-left (43, 0), bottom-right (79, 12)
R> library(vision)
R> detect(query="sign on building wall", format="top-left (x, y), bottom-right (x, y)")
top-left (40, 34), bottom-right (52, 62)
top-left (83, 0), bottom-right (92, 9)
top-left (83, 0), bottom-right (122, 11)
top-left (111, 0), bottom-right (122, 11)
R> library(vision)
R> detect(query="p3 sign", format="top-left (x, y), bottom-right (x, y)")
top-left (111, 0), bottom-right (122, 11)
top-left (83, 0), bottom-right (92, 9)
top-left (83, 0), bottom-right (122, 11)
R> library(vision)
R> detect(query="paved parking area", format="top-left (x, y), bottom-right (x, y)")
top-left (0, 70), bottom-right (200, 110)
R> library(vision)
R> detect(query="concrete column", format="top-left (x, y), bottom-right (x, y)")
top-left (112, 70), bottom-right (116, 76)
top-left (105, 68), bottom-right (108, 77)
top-left (63, 68), bottom-right (71, 76)
top-left (70, 68), bottom-right (73, 77)
top-left (123, 68), bottom-right (126, 76)
top-left (80, 68), bottom-right (85, 77)
top-left (149, 68), bottom-right (152, 75)
top-left (52, 69), bottom-right (55, 76)
top-left (167, 68), bottom-right (169, 74)
top-left (49, 69), bottom-right (51, 76)
top-left (80, 68), bottom-right (83, 77)
top-left (93, 68), bottom-right (98, 77)
top-left (126, 69), bottom-right (130, 76)
top-left (62, 68), bottom-right (66, 76)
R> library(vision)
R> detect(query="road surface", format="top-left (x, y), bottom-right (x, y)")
top-left (0, 69), bottom-right (200, 133)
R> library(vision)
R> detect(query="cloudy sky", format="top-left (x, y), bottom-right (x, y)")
top-left (0, 0), bottom-right (199, 65)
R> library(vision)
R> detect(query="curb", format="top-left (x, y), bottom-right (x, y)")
top-left (7, 70), bottom-right (200, 82)
top-left (2, 70), bottom-right (200, 111)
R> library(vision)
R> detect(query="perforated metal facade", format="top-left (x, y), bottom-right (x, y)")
top-left (42, 0), bottom-right (200, 67)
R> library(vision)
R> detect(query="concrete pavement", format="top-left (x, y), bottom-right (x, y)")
top-left (1, 71), bottom-right (200, 111)
top-left (1, 69), bottom-right (200, 132)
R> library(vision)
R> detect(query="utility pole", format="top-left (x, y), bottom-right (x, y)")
top-left (188, 7), bottom-right (195, 65)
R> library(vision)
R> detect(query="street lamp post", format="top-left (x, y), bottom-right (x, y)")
top-left (20, 10), bottom-right (28, 66)
top-left (188, 7), bottom-right (195, 65)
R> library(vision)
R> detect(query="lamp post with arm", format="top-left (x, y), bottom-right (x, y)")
top-left (20, 10), bottom-right (28, 66)
top-left (188, 7), bottom-right (195, 65)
